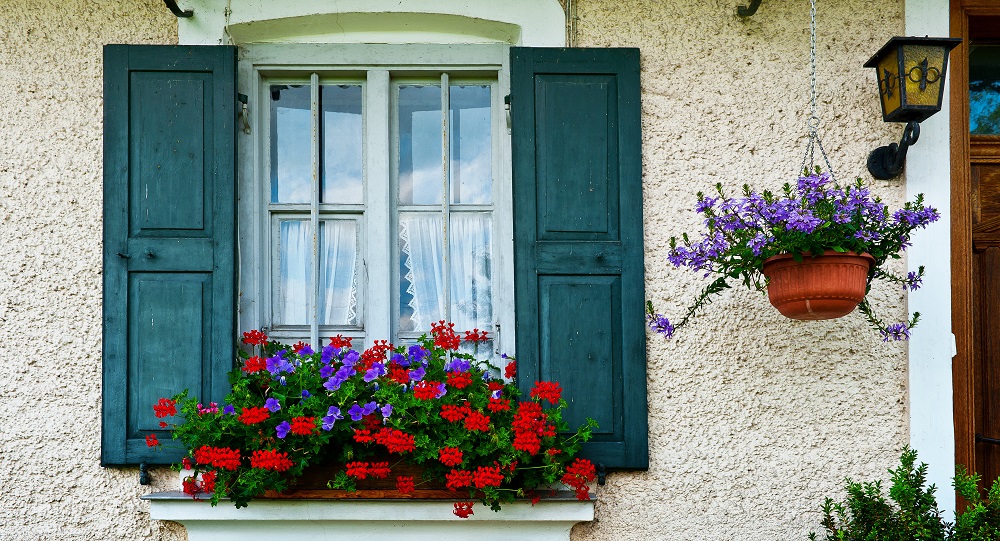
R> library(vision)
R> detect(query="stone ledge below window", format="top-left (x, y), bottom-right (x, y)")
top-left (144, 492), bottom-right (594, 541)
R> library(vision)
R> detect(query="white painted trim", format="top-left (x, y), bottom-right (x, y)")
top-left (904, 0), bottom-right (955, 518)
top-left (147, 494), bottom-right (593, 541)
top-left (366, 69), bottom-right (392, 342)
top-left (176, 0), bottom-right (566, 47)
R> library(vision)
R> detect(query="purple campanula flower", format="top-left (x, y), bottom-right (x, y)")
top-left (491, 389), bottom-right (502, 399)
top-left (275, 421), bottom-right (291, 439)
top-left (647, 313), bottom-right (674, 338)
top-left (222, 404), bottom-right (236, 415)
top-left (695, 196), bottom-right (717, 214)
top-left (881, 322), bottom-right (911, 342)
top-left (905, 271), bottom-right (922, 291)
top-left (265, 397), bottom-right (281, 412)
top-left (278, 376), bottom-right (287, 386)
top-left (348, 403), bottom-right (365, 421)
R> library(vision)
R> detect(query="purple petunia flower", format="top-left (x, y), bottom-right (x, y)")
top-left (322, 406), bottom-right (343, 431)
top-left (222, 404), bottom-right (236, 415)
top-left (298, 345), bottom-right (314, 356)
top-left (320, 364), bottom-right (334, 378)
top-left (266, 351), bottom-right (294, 376)
top-left (275, 421), bottom-right (291, 439)
top-left (347, 403), bottom-right (365, 421)
top-left (301, 390), bottom-right (311, 399)
top-left (364, 362), bottom-right (387, 382)
top-left (265, 397), bottom-right (281, 412)
top-left (321, 345), bottom-right (336, 364)
top-left (381, 404), bottom-right (393, 419)
top-left (362, 401), bottom-right (378, 416)
top-left (342, 350), bottom-right (360, 367)
top-left (390, 352), bottom-right (409, 367)
top-left (408, 345), bottom-right (429, 365)
top-left (409, 365), bottom-right (426, 382)
top-left (444, 358), bottom-right (471, 373)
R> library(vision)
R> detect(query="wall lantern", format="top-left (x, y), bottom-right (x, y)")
top-left (864, 36), bottom-right (961, 180)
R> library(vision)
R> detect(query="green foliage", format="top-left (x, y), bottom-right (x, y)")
top-left (952, 466), bottom-right (1000, 541)
top-left (810, 448), bottom-right (1000, 541)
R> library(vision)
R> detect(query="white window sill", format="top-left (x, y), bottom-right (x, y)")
top-left (144, 492), bottom-right (594, 541)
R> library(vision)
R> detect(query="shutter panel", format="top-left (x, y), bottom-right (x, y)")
top-left (511, 47), bottom-right (647, 470)
top-left (102, 45), bottom-right (237, 466)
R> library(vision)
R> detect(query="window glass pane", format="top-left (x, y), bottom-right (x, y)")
top-left (398, 85), bottom-right (443, 205)
top-left (270, 85), bottom-right (312, 203)
top-left (971, 44), bottom-right (1000, 135)
top-left (276, 220), bottom-right (312, 325)
top-left (450, 213), bottom-right (492, 331)
top-left (319, 220), bottom-right (359, 325)
top-left (398, 213), bottom-right (445, 332)
top-left (322, 85), bottom-right (364, 204)
top-left (450, 85), bottom-right (492, 204)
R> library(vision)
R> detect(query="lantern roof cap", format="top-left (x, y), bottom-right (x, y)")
top-left (863, 36), bottom-right (962, 68)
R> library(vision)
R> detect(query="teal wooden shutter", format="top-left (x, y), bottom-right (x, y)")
top-left (102, 45), bottom-right (237, 466)
top-left (511, 47), bottom-right (648, 470)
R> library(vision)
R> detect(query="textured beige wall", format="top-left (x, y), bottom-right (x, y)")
top-left (0, 1), bottom-right (184, 539)
top-left (0, 0), bottom-right (911, 540)
top-left (572, 1), bottom-right (909, 540)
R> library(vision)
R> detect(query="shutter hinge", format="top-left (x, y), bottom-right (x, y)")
top-left (238, 93), bottom-right (251, 135)
top-left (504, 94), bottom-right (512, 134)
top-left (139, 462), bottom-right (151, 485)
top-left (596, 463), bottom-right (607, 486)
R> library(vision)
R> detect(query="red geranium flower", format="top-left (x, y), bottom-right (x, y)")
top-left (145, 434), bottom-right (159, 448)
top-left (453, 501), bottom-right (475, 518)
top-left (396, 476), bottom-right (415, 494)
top-left (353, 428), bottom-right (374, 443)
top-left (504, 360), bottom-right (516, 379)
top-left (487, 398), bottom-right (511, 412)
top-left (463, 328), bottom-right (489, 343)
top-left (242, 356), bottom-right (266, 374)
top-left (375, 427), bottom-right (416, 453)
top-left (250, 449), bottom-right (293, 472)
top-left (413, 380), bottom-right (442, 400)
top-left (367, 462), bottom-right (391, 478)
top-left (431, 321), bottom-right (461, 350)
top-left (463, 411), bottom-right (491, 432)
top-left (440, 404), bottom-right (469, 422)
top-left (346, 461), bottom-right (370, 479)
top-left (153, 398), bottom-right (177, 418)
top-left (472, 465), bottom-right (504, 489)
top-left (238, 406), bottom-right (269, 425)
top-left (438, 447), bottom-right (464, 467)
top-left (290, 416), bottom-right (318, 436)
top-left (530, 381), bottom-right (563, 404)
top-left (388, 365), bottom-right (410, 385)
top-left (445, 469), bottom-right (473, 491)
top-left (329, 334), bottom-right (353, 349)
top-left (242, 329), bottom-right (268, 345)
top-left (446, 371), bottom-right (473, 389)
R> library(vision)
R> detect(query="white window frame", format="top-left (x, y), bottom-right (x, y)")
top-left (236, 44), bottom-right (514, 358)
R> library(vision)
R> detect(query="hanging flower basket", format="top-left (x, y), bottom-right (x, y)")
top-left (761, 250), bottom-right (874, 320)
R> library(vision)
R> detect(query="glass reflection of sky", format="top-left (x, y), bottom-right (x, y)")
top-left (450, 85), bottom-right (492, 205)
top-left (399, 85), bottom-right (444, 205)
top-left (971, 45), bottom-right (1000, 135)
top-left (270, 84), bottom-right (364, 203)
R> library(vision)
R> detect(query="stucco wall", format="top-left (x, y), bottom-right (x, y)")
top-left (0, 0), bottom-right (915, 540)
top-left (572, 1), bottom-right (910, 540)
top-left (0, 1), bottom-right (184, 539)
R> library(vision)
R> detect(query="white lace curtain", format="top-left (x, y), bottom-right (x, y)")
top-left (277, 220), bottom-right (358, 325)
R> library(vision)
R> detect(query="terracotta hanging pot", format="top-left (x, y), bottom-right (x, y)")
top-left (760, 250), bottom-right (875, 320)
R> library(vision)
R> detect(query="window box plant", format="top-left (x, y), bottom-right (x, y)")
top-left (148, 323), bottom-right (598, 518)
top-left (646, 170), bottom-right (938, 341)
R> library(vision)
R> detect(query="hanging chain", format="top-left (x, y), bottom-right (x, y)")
top-left (799, 0), bottom-right (836, 181)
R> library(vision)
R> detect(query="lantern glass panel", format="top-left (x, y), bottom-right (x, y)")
top-left (901, 44), bottom-right (948, 108)
top-left (877, 53), bottom-right (902, 119)
top-left (970, 44), bottom-right (1000, 135)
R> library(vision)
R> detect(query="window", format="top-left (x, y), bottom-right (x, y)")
top-left (238, 45), bottom-right (512, 355)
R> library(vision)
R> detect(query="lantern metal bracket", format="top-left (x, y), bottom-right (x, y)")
top-left (139, 462), bottom-right (151, 485)
top-left (596, 463), bottom-right (607, 486)
top-left (867, 121), bottom-right (920, 180)
top-left (163, 0), bottom-right (193, 18)
top-left (737, 0), bottom-right (762, 17)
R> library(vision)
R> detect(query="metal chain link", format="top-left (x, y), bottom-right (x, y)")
top-left (798, 0), bottom-right (836, 181)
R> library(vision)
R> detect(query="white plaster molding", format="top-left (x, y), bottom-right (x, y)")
top-left (146, 493), bottom-right (594, 541)
top-left (175, 0), bottom-right (566, 47)
top-left (903, 0), bottom-right (955, 519)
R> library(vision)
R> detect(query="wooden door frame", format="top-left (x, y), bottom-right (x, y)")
top-left (951, 0), bottom-right (1000, 478)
